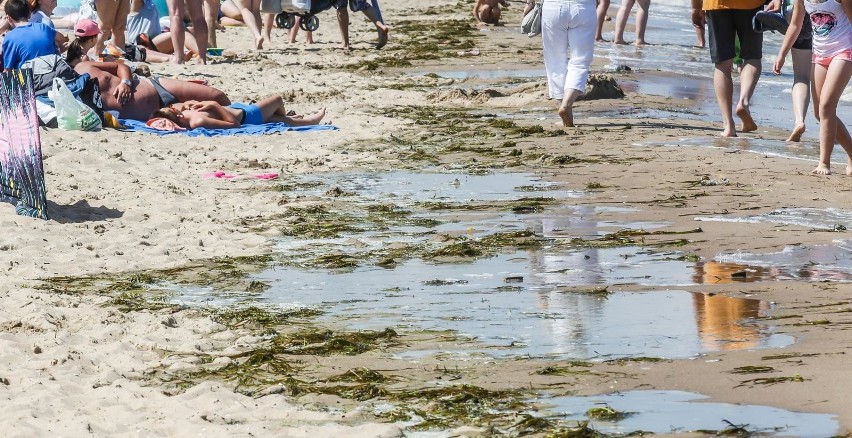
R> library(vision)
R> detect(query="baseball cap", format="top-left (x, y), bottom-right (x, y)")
top-left (74, 19), bottom-right (100, 38)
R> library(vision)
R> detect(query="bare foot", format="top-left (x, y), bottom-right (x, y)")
top-left (635, 40), bottom-right (649, 46)
top-left (719, 127), bottom-right (737, 137)
top-left (811, 163), bottom-right (831, 175)
top-left (787, 124), bottom-right (806, 142)
top-left (736, 105), bottom-right (757, 132)
top-left (595, 37), bottom-right (608, 42)
top-left (847, 158), bottom-right (852, 176)
top-left (558, 105), bottom-right (573, 127)
top-left (254, 36), bottom-right (264, 50)
top-left (376, 26), bottom-right (389, 49)
top-left (612, 39), bottom-right (628, 45)
top-left (300, 108), bottom-right (326, 125)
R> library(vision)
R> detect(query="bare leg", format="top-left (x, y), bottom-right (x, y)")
top-left (336, 6), bottom-right (350, 50)
top-left (612, 0), bottom-right (634, 45)
top-left (557, 89), bottom-right (583, 127)
top-left (203, 0), bottom-right (218, 47)
top-left (634, 0), bottom-right (650, 45)
top-left (361, 6), bottom-right (388, 49)
top-left (693, 11), bottom-right (705, 47)
top-left (166, 0), bottom-right (187, 64)
top-left (186, 0), bottom-right (209, 63)
top-left (229, 0), bottom-right (263, 49)
top-left (595, 0), bottom-right (610, 41)
top-left (94, 0), bottom-right (123, 58)
top-left (736, 58), bottom-right (761, 133)
top-left (713, 59), bottom-right (736, 137)
top-left (262, 12), bottom-right (274, 43)
top-left (271, 108), bottom-right (326, 126)
top-left (812, 60), bottom-right (852, 174)
top-left (788, 47), bottom-right (811, 142)
top-left (159, 77), bottom-right (231, 106)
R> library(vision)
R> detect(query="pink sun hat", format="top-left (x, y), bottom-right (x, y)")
top-left (74, 19), bottom-right (100, 38)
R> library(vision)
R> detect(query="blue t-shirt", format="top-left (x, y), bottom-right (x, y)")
top-left (2, 23), bottom-right (57, 70)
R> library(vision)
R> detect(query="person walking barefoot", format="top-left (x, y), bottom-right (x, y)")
top-left (612, 0), bottom-right (651, 45)
top-left (528, 0), bottom-right (596, 127)
top-left (774, 0), bottom-right (852, 175)
top-left (594, 0), bottom-right (610, 42)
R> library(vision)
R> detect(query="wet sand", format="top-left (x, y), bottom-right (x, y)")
top-left (1, 0), bottom-right (851, 435)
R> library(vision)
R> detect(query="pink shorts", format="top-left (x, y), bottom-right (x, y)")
top-left (813, 49), bottom-right (852, 67)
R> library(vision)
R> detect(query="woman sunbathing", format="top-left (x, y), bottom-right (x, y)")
top-left (152, 95), bottom-right (326, 129)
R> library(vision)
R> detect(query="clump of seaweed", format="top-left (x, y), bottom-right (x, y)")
top-left (729, 366), bottom-right (776, 374)
top-left (736, 375), bottom-right (807, 387)
top-left (585, 404), bottom-right (632, 421)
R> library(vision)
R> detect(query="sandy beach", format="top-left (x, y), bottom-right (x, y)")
top-left (1, 0), bottom-right (851, 435)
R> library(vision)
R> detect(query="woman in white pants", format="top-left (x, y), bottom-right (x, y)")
top-left (538, 0), bottom-right (596, 127)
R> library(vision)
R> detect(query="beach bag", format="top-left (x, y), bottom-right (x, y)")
top-left (521, 1), bottom-right (542, 37)
top-left (48, 78), bottom-right (102, 131)
top-left (291, 0), bottom-right (310, 12)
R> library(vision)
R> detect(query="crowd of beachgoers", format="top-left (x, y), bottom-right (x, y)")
top-left (1, 0), bottom-right (851, 173)
top-left (474, 0), bottom-right (852, 175)
top-left (0, 0), bottom-right (391, 131)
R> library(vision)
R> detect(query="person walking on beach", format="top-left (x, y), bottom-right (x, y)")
top-left (166, 0), bottom-right (209, 63)
top-left (595, 0), bottom-right (611, 41)
top-left (528, 0), bottom-right (595, 127)
top-left (765, 0), bottom-right (812, 142)
top-left (774, 0), bottom-right (852, 175)
top-left (335, 0), bottom-right (389, 50)
top-left (612, 0), bottom-right (651, 45)
top-left (693, 0), bottom-right (763, 137)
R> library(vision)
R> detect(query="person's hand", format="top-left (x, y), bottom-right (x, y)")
top-left (188, 101), bottom-right (216, 112)
top-left (113, 82), bottom-right (133, 105)
top-left (765, 0), bottom-right (781, 11)
top-left (691, 8), bottom-right (705, 28)
top-left (773, 55), bottom-right (785, 74)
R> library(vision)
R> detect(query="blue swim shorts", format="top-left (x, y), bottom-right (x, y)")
top-left (228, 103), bottom-right (263, 125)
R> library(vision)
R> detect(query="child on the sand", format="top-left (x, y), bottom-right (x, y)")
top-left (153, 95), bottom-right (326, 129)
top-left (774, 0), bottom-right (852, 175)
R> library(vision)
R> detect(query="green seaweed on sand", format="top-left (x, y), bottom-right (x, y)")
top-left (109, 291), bottom-right (177, 312)
top-left (425, 230), bottom-right (546, 261)
top-left (729, 366), bottom-right (776, 374)
top-left (280, 205), bottom-right (365, 239)
top-left (394, 384), bottom-right (522, 430)
top-left (761, 352), bottom-right (820, 361)
top-left (326, 367), bottom-right (389, 383)
top-left (736, 375), bottom-right (807, 387)
top-left (211, 305), bottom-right (323, 330)
top-left (604, 357), bottom-right (670, 365)
top-left (566, 228), bottom-right (702, 249)
top-left (546, 421), bottom-right (604, 437)
top-left (586, 405), bottom-right (632, 421)
top-left (511, 414), bottom-right (558, 436)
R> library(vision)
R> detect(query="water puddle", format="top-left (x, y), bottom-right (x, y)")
top-left (242, 259), bottom-right (791, 359)
top-left (167, 171), bottom-right (795, 358)
top-left (541, 390), bottom-right (839, 436)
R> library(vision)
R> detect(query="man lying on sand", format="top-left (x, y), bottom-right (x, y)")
top-left (73, 61), bottom-right (230, 121)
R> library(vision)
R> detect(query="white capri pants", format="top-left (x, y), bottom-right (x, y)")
top-left (541, 0), bottom-right (596, 100)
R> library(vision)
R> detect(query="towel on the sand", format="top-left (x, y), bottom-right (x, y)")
top-left (0, 70), bottom-right (49, 220)
top-left (121, 118), bottom-right (337, 137)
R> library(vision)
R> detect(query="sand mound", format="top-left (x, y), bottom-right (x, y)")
top-left (580, 74), bottom-right (625, 101)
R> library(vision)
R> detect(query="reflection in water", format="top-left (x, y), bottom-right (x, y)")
top-left (544, 390), bottom-right (839, 436)
top-left (694, 261), bottom-right (770, 284)
top-left (692, 292), bottom-right (769, 351)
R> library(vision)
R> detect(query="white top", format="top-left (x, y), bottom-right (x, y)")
top-left (804, 0), bottom-right (852, 57)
